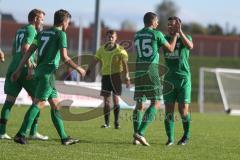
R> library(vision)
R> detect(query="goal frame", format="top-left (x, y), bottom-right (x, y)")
top-left (198, 67), bottom-right (240, 115)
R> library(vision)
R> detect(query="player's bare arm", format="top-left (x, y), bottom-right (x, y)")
top-left (60, 48), bottom-right (86, 77)
top-left (21, 42), bottom-right (36, 80)
top-left (163, 17), bottom-right (181, 52)
top-left (11, 44), bottom-right (37, 81)
top-left (21, 43), bottom-right (35, 68)
top-left (21, 43), bottom-right (31, 56)
top-left (177, 19), bottom-right (193, 49)
top-left (122, 58), bottom-right (130, 88)
top-left (0, 48), bottom-right (5, 62)
top-left (163, 34), bottom-right (178, 52)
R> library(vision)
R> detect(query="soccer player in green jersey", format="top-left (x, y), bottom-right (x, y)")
top-left (11, 9), bottom-right (86, 145)
top-left (87, 30), bottom-right (130, 129)
top-left (132, 12), bottom-right (179, 146)
top-left (163, 16), bottom-right (193, 146)
top-left (0, 48), bottom-right (5, 62)
top-left (0, 9), bottom-right (48, 140)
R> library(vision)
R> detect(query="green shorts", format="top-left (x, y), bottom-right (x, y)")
top-left (163, 77), bottom-right (191, 104)
top-left (4, 68), bottom-right (36, 97)
top-left (35, 73), bottom-right (58, 101)
top-left (134, 71), bottom-right (162, 102)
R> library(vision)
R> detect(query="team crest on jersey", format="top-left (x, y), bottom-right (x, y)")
top-left (165, 50), bottom-right (180, 59)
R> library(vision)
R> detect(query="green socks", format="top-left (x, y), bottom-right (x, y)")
top-left (0, 101), bottom-right (41, 136)
top-left (132, 109), bottom-right (143, 133)
top-left (51, 109), bottom-right (68, 139)
top-left (29, 112), bottom-right (40, 136)
top-left (164, 112), bottom-right (191, 141)
top-left (138, 106), bottom-right (157, 136)
top-left (18, 106), bottom-right (69, 139)
top-left (18, 104), bottom-right (40, 136)
top-left (182, 113), bottom-right (191, 138)
top-left (0, 101), bottom-right (14, 134)
top-left (164, 112), bottom-right (174, 142)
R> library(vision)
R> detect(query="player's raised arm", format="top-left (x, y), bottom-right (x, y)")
top-left (163, 35), bottom-right (178, 53)
top-left (177, 19), bottom-right (194, 50)
top-left (60, 48), bottom-right (86, 77)
top-left (163, 17), bottom-right (187, 53)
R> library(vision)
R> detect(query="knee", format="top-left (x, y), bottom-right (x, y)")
top-left (136, 102), bottom-right (144, 111)
top-left (37, 102), bottom-right (46, 109)
top-left (182, 111), bottom-right (189, 117)
top-left (104, 97), bottom-right (111, 107)
top-left (114, 104), bottom-right (120, 110)
top-left (179, 104), bottom-right (189, 117)
top-left (113, 96), bottom-right (120, 105)
top-left (179, 110), bottom-right (189, 117)
top-left (151, 100), bottom-right (160, 109)
top-left (155, 102), bottom-right (161, 109)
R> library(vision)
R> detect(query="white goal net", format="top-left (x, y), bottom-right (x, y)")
top-left (198, 67), bottom-right (240, 115)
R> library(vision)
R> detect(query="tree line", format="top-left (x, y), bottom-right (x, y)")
top-left (156, 0), bottom-right (238, 36)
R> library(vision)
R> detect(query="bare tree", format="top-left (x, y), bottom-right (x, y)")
top-left (155, 0), bottom-right (178, 32)
top-left (121, 19), bottom-right (137, 31)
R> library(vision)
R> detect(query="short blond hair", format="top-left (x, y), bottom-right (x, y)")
top-left (28, 9), bottom-right (45, 22)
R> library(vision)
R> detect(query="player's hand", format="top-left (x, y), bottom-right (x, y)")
top-left (0, 57), bottom-right (5, 62)
top-left (30, 62), bottom-right (37, 68)
top-left (27, 61), bottom-right (36, 69)
top-left (0, 53), bottom-right (5, 62)
top-left (175, 19), bottom-right (182, 34)
top-left (175, 32), bottom-right (180, 37)
top-left (77, 67), bottom-right (86, 77)
top-left (11, 71), bottom-right (20, 82)
top-left (125, 78), bottom-right (130, 88)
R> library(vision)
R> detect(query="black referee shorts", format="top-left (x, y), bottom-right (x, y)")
top-left (100, 73), bottom-right (122, 97)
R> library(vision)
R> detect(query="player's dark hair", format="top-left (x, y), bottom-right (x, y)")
top-left (54, 9), bottom-right (72, 26)
top-left (143, 12), bottom-right (158, 26)
top-left (168, 16), bottom-right (182, 23)
top-left (28, 9), bottom-right (45, 23)
top-left (106, 30), bottom-right (117, 36)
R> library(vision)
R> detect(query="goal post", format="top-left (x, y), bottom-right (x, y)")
top-left (198, 67), bottom-right (240, 115)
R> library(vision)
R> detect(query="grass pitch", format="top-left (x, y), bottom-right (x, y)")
top-left (0, 105), bottom-right (240, 160)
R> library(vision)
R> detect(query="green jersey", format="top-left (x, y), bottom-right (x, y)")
top-left (163, 35), bottom-right (192, 79)
top-left (7, 24), bottom-right (37, 73)
top-left (133, 28), bottom-right (167, 101)
top-left (33, 27), bottom-right (67, 76)
top-left (134, 28), bottom-right (167, 78)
